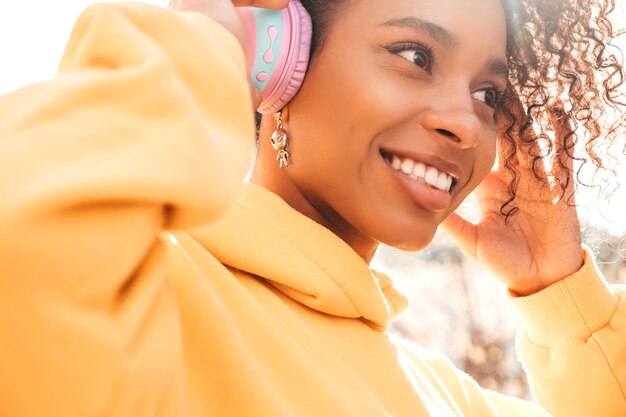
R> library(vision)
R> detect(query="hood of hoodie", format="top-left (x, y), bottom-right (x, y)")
top-left (188, 183), bottom-right (408, 330)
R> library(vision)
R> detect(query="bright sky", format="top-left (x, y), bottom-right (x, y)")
top-left (1, 0), bottom-right (624, 233)
top-left (0, 1), bottom-right (164, 94)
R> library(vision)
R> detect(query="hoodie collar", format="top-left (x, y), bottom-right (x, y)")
top-left (188, 183), bottom-right (408, 330)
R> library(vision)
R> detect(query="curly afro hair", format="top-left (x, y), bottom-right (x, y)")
top-left (264, 0), bottom-right (626, 217)
top-left (498, 0), bottom-right (625, 217)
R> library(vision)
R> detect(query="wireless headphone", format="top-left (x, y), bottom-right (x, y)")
top-left (236, 1), bottom-right (313, 114)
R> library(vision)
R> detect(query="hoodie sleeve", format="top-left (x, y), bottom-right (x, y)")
top-left (478, 248), bottom-right (624, 416)
top-left (417, 247), bottom-right (625, 417)
top-left (0, 3), bottom-right (253, 417)
top-left (505, 247), bottom-right (626, 416)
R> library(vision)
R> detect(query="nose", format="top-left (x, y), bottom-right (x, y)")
top-left (421, 101), bottom-right (483, 150)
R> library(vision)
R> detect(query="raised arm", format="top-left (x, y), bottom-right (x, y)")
top-left (0, 3), bottom-right (253, 416)
top-left (412, 264), bottom-right (625, 417)
top-left (508, 250), bottom-right (625, 416)
top-left (441, 96), bottom-right (626, 415)
top-left (467, 257), bottom-right (625, 416)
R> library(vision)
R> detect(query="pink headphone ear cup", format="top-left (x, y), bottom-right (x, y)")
top-left (258, 0), bottom-right (312, 114)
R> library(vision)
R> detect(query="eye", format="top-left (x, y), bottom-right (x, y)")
top-left (388, 43), bottom-right (434, 72)
top-left (398, 49), bottom-right (431, 70)
top-left (471, 87), bottom-right (502, 109)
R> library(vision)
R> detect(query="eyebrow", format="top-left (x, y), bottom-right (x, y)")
top-left (381, 16), bottom-right (510, 80)
top-left (381, 17), bottom-right (459, 50)
top-left (485, 57), bottom-right (510, 80)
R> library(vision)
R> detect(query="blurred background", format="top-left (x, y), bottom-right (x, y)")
top-left (1, 0), bottom-right (624, 401)
top-left (377, 223), bottom-right (625, 399)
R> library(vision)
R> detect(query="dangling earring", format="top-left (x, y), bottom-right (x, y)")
top-left (271, 111), bottom-right (290, 168)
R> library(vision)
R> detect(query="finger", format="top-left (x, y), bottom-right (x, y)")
top-left (494, 106), bottom-right (516, 172)
top-left (441, 212), bottom-right (479, 259)
top-left (547, 102), bottom-right (578, 203)
top-left (473, 172), bottom-right (509, 210)
top-left (549, 102), bottom-right (575, 173)
top-left (169, 0), bottom-right (245, 47)
top-left (169, 0), bottom-right (288, 10)
top-left (494, 91), bottom-right (524, 173)
top-left (500, 88), bottom-right (550, 177)
top-left (232, 0), bottom-right (289, 8)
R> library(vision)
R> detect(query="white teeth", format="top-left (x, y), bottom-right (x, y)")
top-left (413, 162), bottom-right (426, 178)
top-left (425, 166), bottom-right (439, 187)
top-left (387, 153), bottom-right (455, 192)
top-left (436, 172), bottom-right (448, 191)
top-left (391, 155), bottom-right (402, 170)
top-left (401, 159), bottom-right (414, 175)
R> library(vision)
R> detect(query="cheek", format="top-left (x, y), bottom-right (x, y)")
top-left (482, 138), bottom-right (498, 175)
top-left (467, 137), bottom-right (498, 191)
top-left (306, 46), bottom-right (418, 139)
top-left (289, 52), bottom-right (401, 172)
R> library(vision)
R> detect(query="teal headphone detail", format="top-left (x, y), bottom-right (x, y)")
top-left (237, 1), bottom-right (313, 114)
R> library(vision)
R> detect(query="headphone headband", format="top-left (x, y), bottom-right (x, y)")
top-left (237, 1), bottom-right (312, 114)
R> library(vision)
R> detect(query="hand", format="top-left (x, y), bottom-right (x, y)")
top-left (169, 0), bottom-right (289, 46)
top-left (169, 0), bottom-right (290, 108)
top-left (443, 100), bottom-right (584, 296)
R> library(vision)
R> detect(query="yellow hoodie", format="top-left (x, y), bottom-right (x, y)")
top-left (0, 3), bottom-right (624, 417)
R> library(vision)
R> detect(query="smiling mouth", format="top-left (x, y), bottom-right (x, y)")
top-left (380, 150), bottom-right (458, 193)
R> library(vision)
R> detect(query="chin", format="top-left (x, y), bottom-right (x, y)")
top-left (375, 221), bottom-right (439, 253)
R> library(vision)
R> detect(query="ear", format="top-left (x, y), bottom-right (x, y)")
top-left (280, 106), bottom-right (291, 123)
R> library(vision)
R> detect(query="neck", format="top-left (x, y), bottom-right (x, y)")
top-left (249, 146), bottom-right (379, 265)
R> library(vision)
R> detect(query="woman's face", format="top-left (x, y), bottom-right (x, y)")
top-left (286, 0), bottom-right (508, 251)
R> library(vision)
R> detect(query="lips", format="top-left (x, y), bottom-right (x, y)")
top-left (380, 149), bottom-right (461, 212)
top-left (381, 150), bottom-right (460, 190)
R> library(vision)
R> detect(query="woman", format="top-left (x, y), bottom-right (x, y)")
top-left (0, 0), bottom-right (624, 416)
